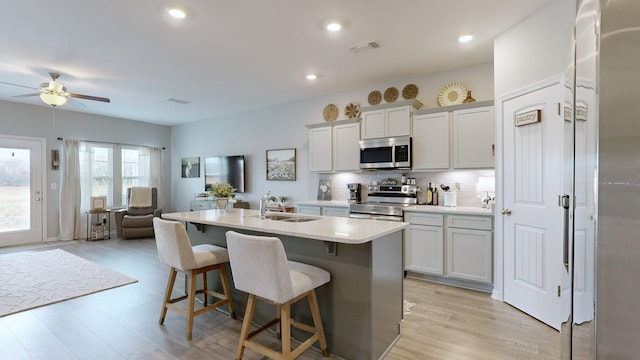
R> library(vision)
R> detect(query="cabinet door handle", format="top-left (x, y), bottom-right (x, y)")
top-left (501, 208), bottom-right (512, 215)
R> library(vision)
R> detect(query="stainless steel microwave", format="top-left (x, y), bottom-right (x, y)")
top-left (359, 136), bottom-right (411, 169)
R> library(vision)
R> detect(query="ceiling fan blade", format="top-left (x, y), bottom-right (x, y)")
top-left (69, 92), bottom-right (110, 103)
top-left (0, 81), bottom-right (40, 91)
top-left (12, 93), bottom-right (41, 98)
top-left (67, 97), bottom-right (87, 108)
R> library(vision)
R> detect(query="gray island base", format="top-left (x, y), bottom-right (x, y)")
top-left (162, 209), bottom-right (406, 360)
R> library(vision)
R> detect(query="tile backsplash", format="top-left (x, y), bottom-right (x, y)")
top-left (320, 169), bottom-right (495, 207)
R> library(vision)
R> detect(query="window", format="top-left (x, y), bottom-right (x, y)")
top-left (80, 142), bottom-right (153, 209)
top-left (121, 147), bottom-right (150, 205)
top-left (80, 143), bottom-right (114, 207)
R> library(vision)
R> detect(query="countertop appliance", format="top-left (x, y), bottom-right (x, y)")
top-left (347, 183), bottom-right (361, 203)
top-left (349, 184), bottom-right (418, 222)
top-left (359, 136), bottom-right (411, 169)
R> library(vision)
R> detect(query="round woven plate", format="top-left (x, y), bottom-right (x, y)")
top-left (402, 84), bottom-right (419, 99)
top-left (323, 104), bottom-right (338, 121)
top-left (437, 82), bottom-right (467, 107)
top-left (344, 102), bottom-right (360, 118)
top-left (368, 90), bottom-right (382, 105)
top-left (384, 87), bottom-right (399, 102)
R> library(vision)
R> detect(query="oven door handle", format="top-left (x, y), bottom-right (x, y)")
top-left (349, 213), bottom-right (404, 222)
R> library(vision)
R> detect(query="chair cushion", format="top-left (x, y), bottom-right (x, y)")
top-left (192, 244), bottom-right (229, 268)
top-left (122, 214), bottom-right (154, 228)
top-left (288, 261), bottom-right (330, 298)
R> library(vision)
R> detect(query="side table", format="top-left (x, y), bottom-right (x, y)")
top-left (86, 209), bottom-right (111, 240)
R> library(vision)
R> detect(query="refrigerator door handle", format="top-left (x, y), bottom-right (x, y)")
top-left (559, 194), bottom-right (570, 271)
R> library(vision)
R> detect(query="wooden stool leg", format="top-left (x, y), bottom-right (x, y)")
top-left (281, 302), bottom-right (292, 359)
top-left (309, 290), bottom-right (329, 357)
top-left (219, 265), bottom-right (236, 318)
top-left (202, 270), bottom-right (208, 306)
top-left (236, 294), bottom-right (256, 360)
top-left (276, 304), bottom-right (282, 339)
top-left (159, 267), bottom-right (177, 324)
top-left (186, 270), bottom-right (197, 340)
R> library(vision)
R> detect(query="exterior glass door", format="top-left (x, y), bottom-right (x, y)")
top-left (0, 136), bottom-right (44, 247)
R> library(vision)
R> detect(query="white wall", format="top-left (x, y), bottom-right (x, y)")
top-left (171, 62), bottom-right (494, 211)
top-left (0, 100), bottom-right (172, 239)
top-left (494, 0), bottom-right (576, 97)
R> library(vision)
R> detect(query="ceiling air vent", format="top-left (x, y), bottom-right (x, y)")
top-left (349, 41), bottom-right (382, 53)
top-left (166, 97), bottom-right (190, 104)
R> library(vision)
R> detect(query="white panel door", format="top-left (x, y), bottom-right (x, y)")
top-left (404, 225), bottom-right (444, 275)
top-left (332, 122), bottom-right (360, 171)
top-left (385, 106), bottom-right (411, 137)
top-left (0, 136), bottom-right (45, 247)
top-left (502, 82), bottom-right (564, 330)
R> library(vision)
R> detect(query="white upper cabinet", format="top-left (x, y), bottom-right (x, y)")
top-left (412, 101), bottom-right (495, 170)
top-left (306, 119), bottom-right (360, 173)
top-left (332, 122), bottom-right (360, 171)
top-left (412, 112), bottom-right (450, 170)
top-left (360, 100), bottom-right (421, 140)
top-left (308, 126), bottom-right (332, 172)
top-left (452, 106), bottom-right (495, 168)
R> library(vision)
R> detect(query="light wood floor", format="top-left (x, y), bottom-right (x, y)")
top-left (0, 238), bottom-right (560, 360)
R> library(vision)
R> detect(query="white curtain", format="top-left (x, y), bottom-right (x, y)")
top-left (149, 146), bottom-right (162, 208)
top-left (58, 139), bottom-right (81, 240)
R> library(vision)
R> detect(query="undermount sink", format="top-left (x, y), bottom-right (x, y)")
top-left (245, 214), bottom-right (319, 222)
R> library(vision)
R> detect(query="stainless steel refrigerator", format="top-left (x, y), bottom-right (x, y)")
top-left (564, 0), bottom-right (640, 358)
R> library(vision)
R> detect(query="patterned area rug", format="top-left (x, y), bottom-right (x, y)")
top-left (0, 249), bottom-right (137, 317)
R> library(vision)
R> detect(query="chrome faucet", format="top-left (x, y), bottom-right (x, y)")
top-left (259, 191), bottom-right (278, 218)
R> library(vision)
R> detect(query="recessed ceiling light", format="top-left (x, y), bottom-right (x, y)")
top-left (306, 74), bottom-right (317, 80)
top-left (326, 22), bottom-right (342, 32)
top-left (167, 7), bottom-right (186, 19)
top-left (458, 34), bottom-right (473, 43)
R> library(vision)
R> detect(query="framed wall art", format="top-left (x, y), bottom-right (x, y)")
top-left (181, 157), bottom-right (200, 178)
top-left (266, 148), bottom-right (296, 181)
top-left (91, 196), bottom-right (107, 210)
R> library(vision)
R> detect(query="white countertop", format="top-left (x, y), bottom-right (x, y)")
top-left (162, 208), bottom-right (408, 244)
top-left (295, 200), bottom-right (351, 208)
top-left (404, 205), bottom-right (494, 217)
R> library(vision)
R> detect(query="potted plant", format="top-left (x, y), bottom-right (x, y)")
top-left (279, 196), bottom-right (288, 207)
top-left (209, 182), bottom-right (236, 212)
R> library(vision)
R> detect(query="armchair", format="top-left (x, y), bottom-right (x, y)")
top-left (115, 187), bottom-right (162, 239)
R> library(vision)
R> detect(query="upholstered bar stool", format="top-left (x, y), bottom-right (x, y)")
top-left (225, 230), bottom-right (330, 360)
top-left (153, 218), bottom-right (235, 340)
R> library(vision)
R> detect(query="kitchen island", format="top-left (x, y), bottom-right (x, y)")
top-left (162, 208), bottom-right (408, 360)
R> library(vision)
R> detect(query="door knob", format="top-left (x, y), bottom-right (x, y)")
top-left (501, 208), bottom-right (512, 215)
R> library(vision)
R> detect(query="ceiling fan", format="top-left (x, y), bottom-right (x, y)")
top-left (0, 72), bottom-right (110, 107)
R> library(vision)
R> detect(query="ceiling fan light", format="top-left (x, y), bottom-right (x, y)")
top-left (40, 93), bottom-right (67, 107)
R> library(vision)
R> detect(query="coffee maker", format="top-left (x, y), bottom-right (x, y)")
top-left (347, 183), bottom-right (362, 203)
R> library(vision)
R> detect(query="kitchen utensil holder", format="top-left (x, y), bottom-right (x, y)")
top-left (444, 192), bottom-right (457, 207)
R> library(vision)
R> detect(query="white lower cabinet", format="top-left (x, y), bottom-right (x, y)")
top-left (322, 207), bottom-right (350, 218)
top-left (296, 204), bottom-right (349, 217)
top-left (404, 211), bottom-right (493, 288)
top-left (404, 212), bottom-right (444, 275)
top-left (446, 227), bottom-right (492, 283)
top-left (297, 205), bottom-right (322, 215)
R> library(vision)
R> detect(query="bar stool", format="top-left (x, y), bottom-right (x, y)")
top-left (153, 218), bottom-right (235, 340)
top-left (225, 230), bottom-right (330, 360)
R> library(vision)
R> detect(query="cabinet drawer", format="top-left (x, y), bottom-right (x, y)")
top-left (404, 212), bottom-right (443, 226)
top-left (446, 215), bottom-right (492, 231)
top-left (297, 206), bottom-right (322, 215)
top-left (191, 201), bottom-right (212, 211)
top-left (322, 207), bottom-right (349, 218)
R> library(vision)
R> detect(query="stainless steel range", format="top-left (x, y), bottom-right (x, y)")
top-left (349, 184), bottom-right (418, 222)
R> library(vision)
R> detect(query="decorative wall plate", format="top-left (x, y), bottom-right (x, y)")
top-left (438, 82), bottom-right (467, 106)
top-left (344, 102), bottom-right (360, 118)
top-left (402, 84), bottom-right (419, 99)
top-left (323, 104), bottom-right (338, 121)
top-left (384, 87), bottom-right (399, 102)
top-left (368, 90), bottom-right (382, 105)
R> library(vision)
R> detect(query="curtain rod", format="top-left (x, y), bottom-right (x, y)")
top-left (57, 137), bottom-right (166, 150)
